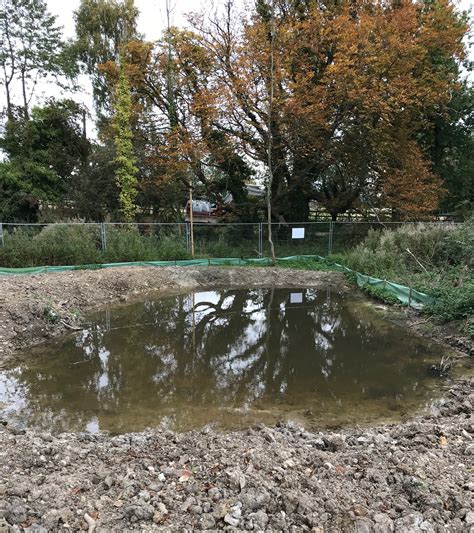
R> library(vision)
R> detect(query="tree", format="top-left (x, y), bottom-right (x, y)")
top-left (423, 81), bottom-right (474, 217)
top-left (0, 100), bottom-right (90, 221)
top-left (112, 61), bottom-right (138, 221)
top-left (183, 0), bottom-right (467, 221)
top-left (74, 0), bottom-right (139, 115)
top-left (0, 0), bottom-right (72, 119)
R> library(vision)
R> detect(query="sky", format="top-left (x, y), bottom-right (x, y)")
top-left (48, 0), bottom-right (208, 40)
top-left (34, 0), bottom-right (218, 130)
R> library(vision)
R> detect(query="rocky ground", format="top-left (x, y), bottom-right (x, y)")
top-left (0, 379), bottom-right (472, 532)
top-left (0, 266), bottom-right (472, 532)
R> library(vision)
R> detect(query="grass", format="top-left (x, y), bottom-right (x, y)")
top-left (0, 225), bottom-right (191, 268)
top-left (273, 219), bottom-right (474, 336)
top-left (333, 220), bottom-right (474, 326)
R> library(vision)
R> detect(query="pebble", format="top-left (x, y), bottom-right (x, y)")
top-left (224, 513), bottom-right (240, 527)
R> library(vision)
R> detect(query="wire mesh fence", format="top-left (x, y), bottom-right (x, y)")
top-left (0, 220), bottom-right (460, 268)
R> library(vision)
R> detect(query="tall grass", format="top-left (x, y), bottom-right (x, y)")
top-left (0, 225), bottom-right (190, 267)
top-left (332, 220), bottom-right (474, 324)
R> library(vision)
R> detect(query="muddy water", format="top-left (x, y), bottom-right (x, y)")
top-left (0, 288), bottom-right (450, 433)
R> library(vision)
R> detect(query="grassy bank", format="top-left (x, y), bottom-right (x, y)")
top-left (282, 220), bottom-right (473, 337)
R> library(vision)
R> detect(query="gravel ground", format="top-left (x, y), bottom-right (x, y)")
top-left (0, 380), bottom-right (472, 532)
top-left (0, 266), bottom-right (472, 532)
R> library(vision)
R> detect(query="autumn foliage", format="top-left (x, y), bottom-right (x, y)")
top-left (100, 0), bottom-right (467, 221)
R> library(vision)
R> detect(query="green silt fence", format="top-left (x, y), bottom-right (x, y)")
top-left (0, 255), bottom-right (435, 310)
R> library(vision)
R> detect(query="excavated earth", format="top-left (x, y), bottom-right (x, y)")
top-left (0, 266), bottom-right (472, 532)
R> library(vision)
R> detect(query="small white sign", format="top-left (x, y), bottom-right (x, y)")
top-left (290, 292), bottom-right (303, 304)
top-left (292, 227), bottom-right (305, 239)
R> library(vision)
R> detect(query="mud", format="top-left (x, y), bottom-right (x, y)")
top-left (0, 266), bottom-right (472, 532)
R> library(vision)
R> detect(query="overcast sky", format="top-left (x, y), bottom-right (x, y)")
top-left (48, 0), bottom-right (208, 40)
top-left (48, 0), bottom-right (473, 45)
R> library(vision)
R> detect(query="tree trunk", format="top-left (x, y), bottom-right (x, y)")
top-left (266, 0), bottom-right (276, 265)
top-left (21, 69), bottom-right (29, 119)
top-left (285, 186), bottom-right (310, 222)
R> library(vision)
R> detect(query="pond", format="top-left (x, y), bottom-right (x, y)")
top-left (0, 287), bottom-right (450, 433)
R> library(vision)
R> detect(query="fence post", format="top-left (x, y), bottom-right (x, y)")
top-left (258, 223), bottom-right (263, 258)
top-left (0, 223), bottom-right (3, 247)
top-left (100, 223), bottom-right (107, 251)
top-left (328, 221), bottom-right (334, 256)
top-left (185, 223), bottom-right (190, 253)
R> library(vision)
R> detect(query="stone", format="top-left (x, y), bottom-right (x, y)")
top-left (207, 487), bottom-right (221, 502)
top-left (249, 510), bottom-right (269, 529)
top-left (41, 509), bottom-right (61, 530)
top-left (465, 511), bottom-right (474, 526)
top-left (241, 488), bottom-right (271, 511)
top-left (353, 505), bottom-right (369, 517)
top-left (24, 525), bottom-right (48, 533)
top-left (353, 518), bottom-right (374, 533)
top-left (199, 514), bottom-right (216, 529)
top-left (373, 513), bottom-right (394, 533)
top-left (224, 513), bottom-right (240, 527)
top-left (124, 503), bottom-right (155, 522)
top-left (5, 502), bottom-right (27, 525)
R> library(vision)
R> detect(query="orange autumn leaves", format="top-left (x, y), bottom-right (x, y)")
top-left (100, 0), bottom-right (467, 220)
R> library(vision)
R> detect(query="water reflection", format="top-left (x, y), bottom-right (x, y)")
top-left (1, 288), bottom-right (445, 433)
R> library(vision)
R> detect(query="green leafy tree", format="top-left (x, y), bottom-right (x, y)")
top-left (424, 81), bottom-right (474, 218)
top-left (0, 100), bottom-right (90, 221)
top-left (0, 0), bottom-right (73, 118)
top-left (112, 62), bottom-right (138, 221)
top-left (73, 0), bottom-right (139, 115)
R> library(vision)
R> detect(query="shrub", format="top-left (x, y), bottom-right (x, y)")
top-left (155, 235), bottom-right (190, 261)
top-left (34, 224), bottom-right (100, 265)
top-left (103, 225), bottom-right (156, 263)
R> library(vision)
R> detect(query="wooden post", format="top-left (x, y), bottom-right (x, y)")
top-left (189, 186), bottom-right (195, 258)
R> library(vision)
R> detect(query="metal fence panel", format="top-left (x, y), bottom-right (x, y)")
top-left (261, 222), bottom-right (331, 257)
top-left (0, 220), bottom-right (461, 268)
top-left (192, 223), bottom-right (260, 258)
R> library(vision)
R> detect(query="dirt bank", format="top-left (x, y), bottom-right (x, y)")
top-left (0, 266), bottom-right (349, 368)
top-left (0, 266), bottom-right (472, 532)
top-left (0, 379), bottom-right (472, 532)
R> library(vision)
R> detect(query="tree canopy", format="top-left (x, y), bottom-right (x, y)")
top-left (0, 0), bottom-right (472, 222)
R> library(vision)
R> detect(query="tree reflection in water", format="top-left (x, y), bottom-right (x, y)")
top-left (1, 288), bottom-right (444, 432)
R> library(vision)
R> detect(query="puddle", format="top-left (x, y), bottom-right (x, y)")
top-left (0, 288), bottom-right (453, 433)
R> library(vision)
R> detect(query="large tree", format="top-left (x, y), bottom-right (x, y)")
top-left (0, 0), bottom-right (73, 119)
top-left (0, 100), bottom-right (90, 221)
top-left (179, 0), bottom-right (467, 221)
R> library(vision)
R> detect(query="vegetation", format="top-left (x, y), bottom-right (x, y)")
top-left (112, 61), bottom-right (139, 221)
top-left (0, 225), bottom-right (190, 267)
top-left (0, 0), bottom-right (472, 223)
top-left (333, 220), bottom-right (474, 331)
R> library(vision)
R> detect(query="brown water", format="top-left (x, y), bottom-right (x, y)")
top-left (0, 288), bottom-right (449, 433)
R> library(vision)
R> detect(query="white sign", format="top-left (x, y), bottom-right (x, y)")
top-left (292, 227), bottom-right (305, 239)
top-left (290, 292), bottom-right (303, 304)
